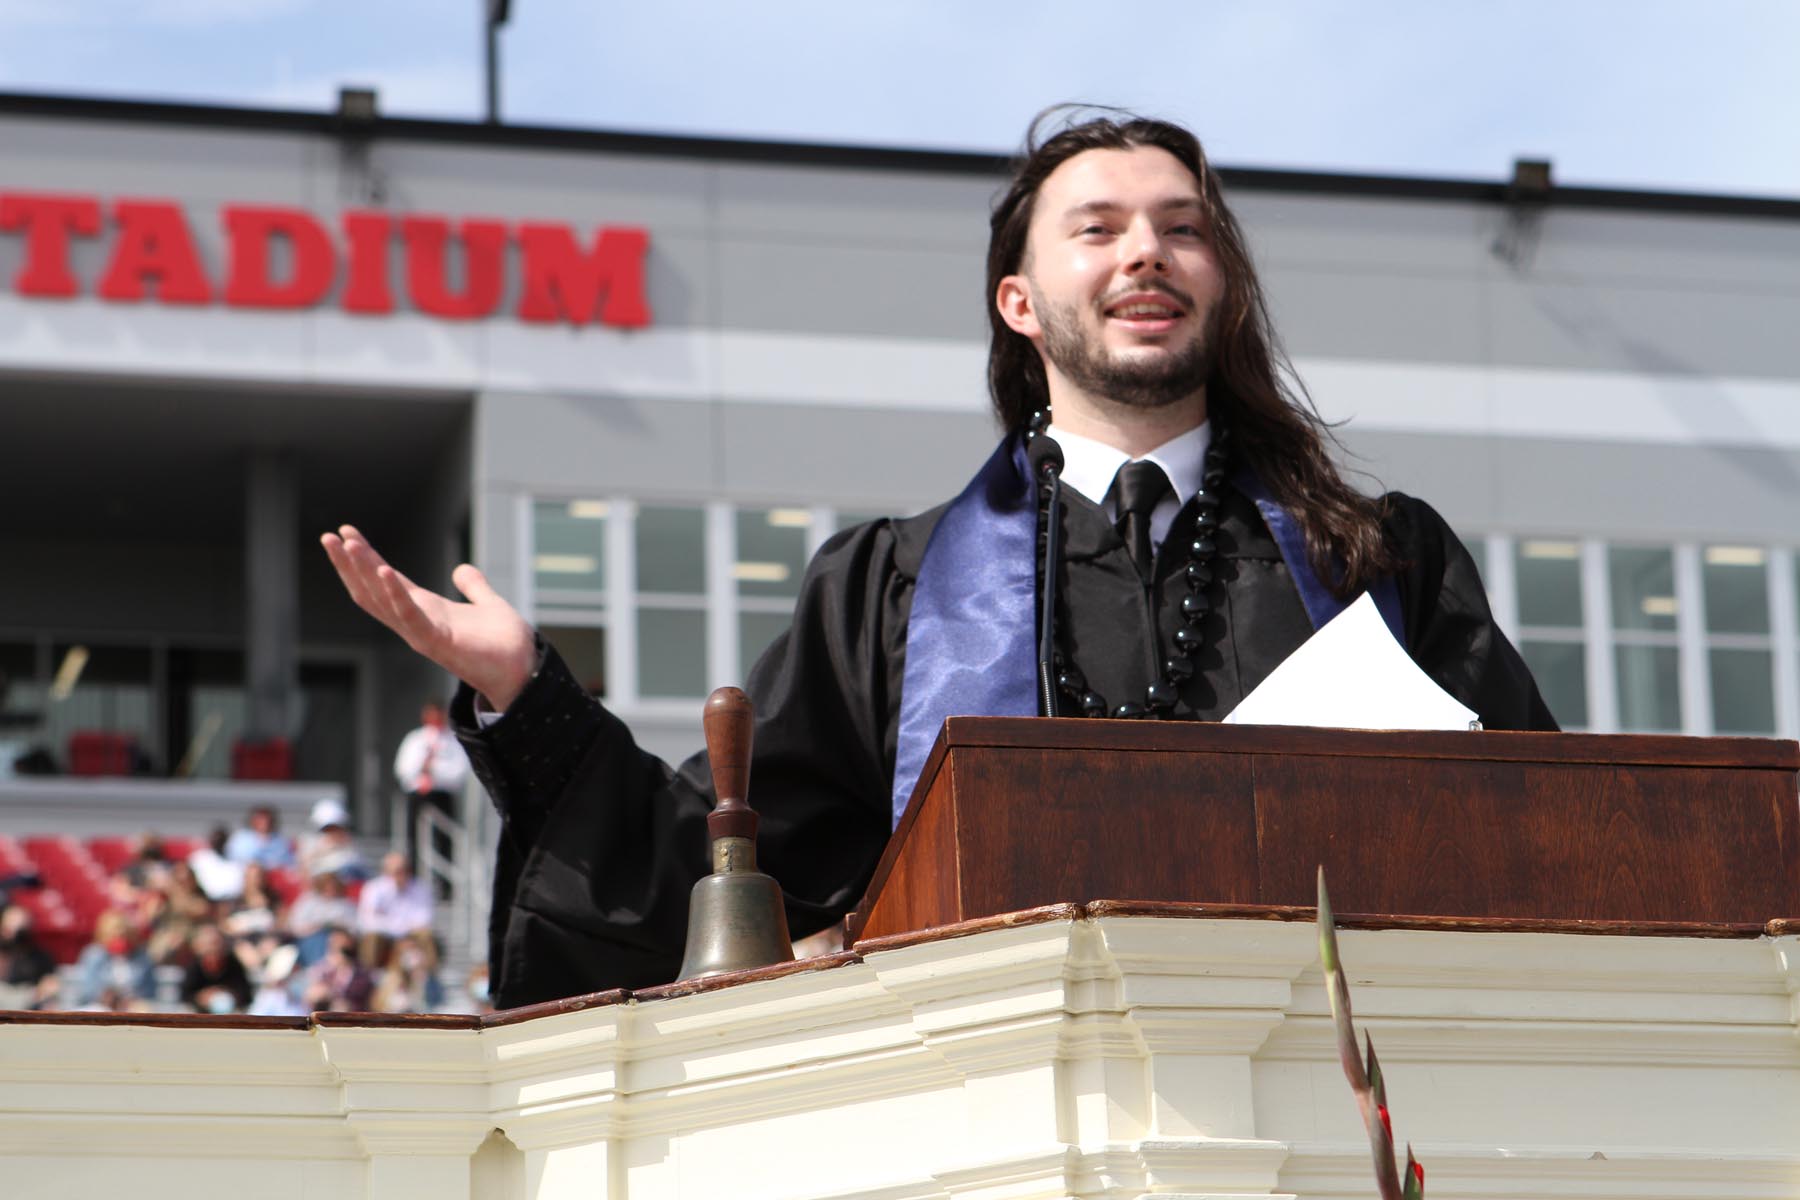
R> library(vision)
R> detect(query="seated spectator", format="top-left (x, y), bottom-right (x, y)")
top-left (166, 860), bottom-right (219, 922)
top-left (248, 942), bottom-right (307, 1017)
top-left (371, 929), bottom-right (445, 1013)
top-left (355, 851), bottom-right (433, 968)
top-left (223, 863), bottom-right (281, 940)
top-left (71, 910), bottom-right (154, 1009)
top-left (181, 924), bottom-right (254, 1013)
top-left (0, 867), bottom-right (42, 909)
top-left (0, 904), bottom-right (59, 1010)
top-left (122, 832), bottom-right (173, 891)
top-left (301, 926), bottom-right (373, 1012)
top-left (81, 985), bottom-right (145, 1014)
top-left (299, 798), bottom-right (368, 883)
top-left (188, 825), bottom-right (245, 902)
top-left (463, 964), bottom-right (493, 1016)
top-left (145, 859), bottom-right (219, 965)
top-left (288, 870), bottom-right (359, 966)
top-left (222, 862), bottom-right (284, 978)
top-left (225, 805), bottom-right (296, 869)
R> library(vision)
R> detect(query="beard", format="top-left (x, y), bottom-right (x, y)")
top-left (1034, 288), bottom-right (1214, 410)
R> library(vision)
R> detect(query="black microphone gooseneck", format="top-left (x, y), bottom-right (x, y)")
top-left (1027, 433), bottom-right (1066, 718)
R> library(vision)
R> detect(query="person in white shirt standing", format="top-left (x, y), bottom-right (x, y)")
top-left (391, 699), bottom-right (469, 885)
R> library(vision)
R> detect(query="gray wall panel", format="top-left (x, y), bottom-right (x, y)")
top-left (714, 402), bottom-right (996, 512)
top-left (1527, 209), bottom-right (1800, 293)
top-left (714, 162), bottom-right (994, 248)
top-left (478, 390), bottom-right (999, 513)
top-left (1487, 277), bottom-right (1800, 380)
top-left (1340, 428), bottom-right (1800, 545)
top-left (1262, 265), bottom-right (1489, 364)
top-left (349, 142), bottom-right (714, 231)
top-left (1235, 192), bottom-right (1495, 275)
top-left (477, 388), bottom-right (718, 498)
top-left (1333, 427), bottom-right (1502, 530)
top-left (715, 239), bottom-right (985, 341)
top-left (3, 117), bottom-right (310, 203)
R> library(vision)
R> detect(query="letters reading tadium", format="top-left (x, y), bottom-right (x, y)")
top-left (0, 191), bottom-right (652, 328)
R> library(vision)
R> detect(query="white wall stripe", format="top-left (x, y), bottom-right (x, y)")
top-left (1768, 548), bottom-right (1800, 741)
top-left (9, 300), bottom-right (1800, 453)
top-left (1673, 543), bottom-right (1711, 736)
top-left (705, 501), bottom-right (737, 692)
top-left (1580, 540), bottom-right (1619, 733)
top-left (606, 498), bottom-right (639, 708)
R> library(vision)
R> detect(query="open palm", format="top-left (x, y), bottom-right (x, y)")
top-left (321, 525), bottom-right (538, 711)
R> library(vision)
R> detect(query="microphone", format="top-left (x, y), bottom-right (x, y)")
top-left (1027, 433), bottom-right (1066, 718)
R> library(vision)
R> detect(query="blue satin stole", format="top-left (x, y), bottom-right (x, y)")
top-left (891, 435), bottom-right (1403, 828)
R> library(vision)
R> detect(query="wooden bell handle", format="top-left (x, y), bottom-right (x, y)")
top-left (703, 686), bottom-right (757, 840)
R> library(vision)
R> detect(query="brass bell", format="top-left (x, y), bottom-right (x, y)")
top-left (676, 686), bottom-right (794, 981)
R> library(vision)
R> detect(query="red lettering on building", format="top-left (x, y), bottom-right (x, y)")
top-left (0, 193), bottom-right (103, 297)
top-left (403, 216), bottom-right (507, 320)
top-left (222, 205), bottom-right (336, 308)
top-left (340, 211), bottom-right (395, 314)
top-left (516, 224), bottom-right (650, 327)
top-left (0, 190), bottom-right (652, 328)
top-left (98, 200), bottom-right (213, 304)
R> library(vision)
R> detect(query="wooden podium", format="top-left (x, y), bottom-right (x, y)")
top-left (849, 718), bottom-right (1800, 941)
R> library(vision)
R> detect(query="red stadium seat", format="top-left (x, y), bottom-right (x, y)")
top-left (0, 834), bottom-right (30, 875)
top-left (266, 866), bottom-right (303, 905)
top-left (10, 886), bottom-right (85, 964)
top-left (231, 737), bottom-right (293, 781)
top-left (21, 837), bottom-right (110, 921)
top-left (67, 731), bottom-right (137, 777)
top-left (162, 836), bottom-right (201, 860)
top-left (86, 836), bottom-right (134, 875)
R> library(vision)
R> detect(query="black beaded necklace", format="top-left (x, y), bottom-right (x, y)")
top-left (1025, 407), bottom-right (1232, 719)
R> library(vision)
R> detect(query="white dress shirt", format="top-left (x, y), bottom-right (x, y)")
top-left (1046, 420), bottom-right (1212, 553)
top-left (393, 724), bottom-right (471, 793)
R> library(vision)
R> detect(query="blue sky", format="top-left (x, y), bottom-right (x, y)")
top-left (1, 1), bottom-right (1796, 198)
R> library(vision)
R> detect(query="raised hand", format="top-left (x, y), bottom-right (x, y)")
top-left (320, 525), bottom-right (538, 712)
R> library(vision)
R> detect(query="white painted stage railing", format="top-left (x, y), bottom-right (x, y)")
top-left (3, 908), bottom-right (1798, 1200)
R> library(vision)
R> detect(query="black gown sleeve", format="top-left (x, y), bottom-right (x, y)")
top-left (1384, 493), bottom-right (1559, 731)
top-left (454, 519), bottom-right (910, 1008)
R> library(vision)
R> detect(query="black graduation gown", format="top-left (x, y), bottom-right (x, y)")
top-left (455, 487), bottom-right (1555, 1008)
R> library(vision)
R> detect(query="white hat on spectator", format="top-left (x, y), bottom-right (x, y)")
top-left (263, 943), bottom-right (300, 984)
top-left (310, 798), bottom-right (350, 830)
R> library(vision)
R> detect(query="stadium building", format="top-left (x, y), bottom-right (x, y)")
top-left (2, 88), bottom-right (1798, 844)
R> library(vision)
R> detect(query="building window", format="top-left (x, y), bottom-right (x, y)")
top-left (528, 497), bottom-right (891, 705)
top-left (1515, 539), bottom-right (1588, 729)
top-left (533, 499), bottom-right (608, 605)
top-left (635, 505), bottom-right (708, 699)
top-left (533, 498), bottom-right (611, 696)
top-left (1701, 545), bottom-right (1775, 735)
top-left (1608, 546), bottom-right (1682, 732)
top-left (735, 507), bottom-right (814, 682)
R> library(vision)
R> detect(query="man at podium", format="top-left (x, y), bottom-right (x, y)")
top-left (323, 111), bottom-right (1554, 1007)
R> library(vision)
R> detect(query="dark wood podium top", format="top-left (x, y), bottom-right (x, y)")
top-left (850, 719), bottom-right (1800, 942)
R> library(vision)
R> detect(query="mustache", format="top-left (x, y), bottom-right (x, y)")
top-left (1098, 280), bottom-right (1195, 311)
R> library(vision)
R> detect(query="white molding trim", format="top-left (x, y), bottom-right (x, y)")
top-left (1674, 542), bottom-right (1712, 735)
top-left (1769, 547), bottom-right (1800, 741)
top-left (5, 918), bottom-right (1797, 1199)
top-left (1580, 539), bottom-right (1619, 732)
top-left (10, 300), bottom-right (1800, 453)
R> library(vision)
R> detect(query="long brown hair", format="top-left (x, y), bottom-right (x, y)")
top-left (986, 108), bottom-right (1396, 596)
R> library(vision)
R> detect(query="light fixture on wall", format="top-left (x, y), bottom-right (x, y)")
top-left (1492, 156), bottom-right (1553, 270)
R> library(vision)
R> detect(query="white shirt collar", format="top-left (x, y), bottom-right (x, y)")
top-left (1046, 420), bottom-right (1212, 513)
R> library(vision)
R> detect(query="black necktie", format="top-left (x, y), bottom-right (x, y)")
top-left (1113, 460), bottom-right (1171, 580)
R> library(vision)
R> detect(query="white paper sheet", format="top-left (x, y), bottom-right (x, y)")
top-left (1222, 592), bottom-right (1478, 731)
